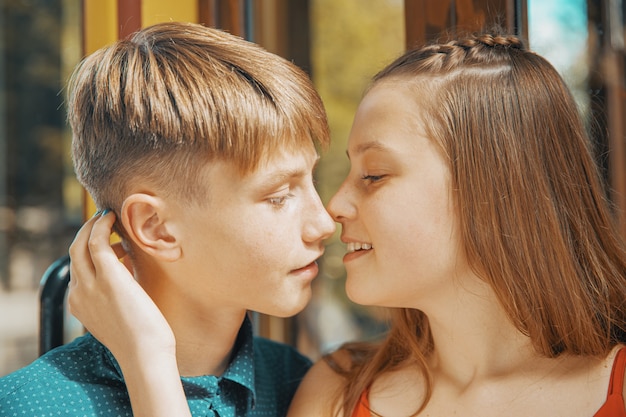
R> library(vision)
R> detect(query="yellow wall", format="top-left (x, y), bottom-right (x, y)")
top-left (143, 0), bottom-right (198, 26)
top-left (84, 0), bottom-right (117, 54)
top-left (81, 0), bottom-right (198, 218)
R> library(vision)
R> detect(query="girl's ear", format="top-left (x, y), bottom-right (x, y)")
top-left (119, 194), bottom-right (182, 262)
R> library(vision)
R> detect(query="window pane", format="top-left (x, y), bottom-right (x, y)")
top-left (299, 0), bottom-right (404, 359)
top-left (528, 0), bottom-right (589, 113)
top-left (0, 0), bottom-right (82, 375)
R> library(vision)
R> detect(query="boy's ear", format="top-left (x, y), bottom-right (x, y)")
top-left (120, 194), bottom-right (182, 262)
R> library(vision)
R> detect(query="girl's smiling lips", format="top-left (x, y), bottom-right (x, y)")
top-left (342, 240), bottom-right (374, 262)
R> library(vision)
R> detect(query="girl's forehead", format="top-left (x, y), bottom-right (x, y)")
top-left (349, 87), bottom-right (428, 148)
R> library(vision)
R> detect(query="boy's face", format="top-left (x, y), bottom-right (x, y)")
top-left (175, 145), bottom-right (335, 317)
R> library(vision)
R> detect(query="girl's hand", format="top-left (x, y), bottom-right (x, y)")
top-left (67, 211), bottom-right (175, 362)
top-left (68, 211), bottom-right (190, 417)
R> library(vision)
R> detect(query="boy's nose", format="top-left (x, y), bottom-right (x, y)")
top-left (319, 208), bottom-right (336, 240)
top-left (304, 195), bottom-right (336, 243)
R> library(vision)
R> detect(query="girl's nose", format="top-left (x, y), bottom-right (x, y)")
top-left (327, 180), bottom-right (355, 223)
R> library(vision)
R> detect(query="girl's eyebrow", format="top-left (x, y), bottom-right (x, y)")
top-left (346, 140), bottom-right (391, 160)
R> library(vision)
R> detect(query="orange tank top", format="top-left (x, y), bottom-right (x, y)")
top-left (595, 346), bottom-right (626, 416)
top-left (351, 347), bottom-right (626, 417)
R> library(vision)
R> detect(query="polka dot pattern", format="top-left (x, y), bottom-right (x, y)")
top-left (0, 317), bottom-right (311, 416)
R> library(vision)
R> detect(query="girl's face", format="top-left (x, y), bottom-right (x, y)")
top-left (327, 81), bottom-right (471, 309)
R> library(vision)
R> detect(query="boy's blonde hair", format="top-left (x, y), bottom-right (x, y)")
top-left (68, 22), bottom-right (329, 212)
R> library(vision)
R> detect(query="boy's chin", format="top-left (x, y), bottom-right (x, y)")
top-left (259, 292), bottom-right (312, 318)
top-left (267, 305), bottom-right (308, 318)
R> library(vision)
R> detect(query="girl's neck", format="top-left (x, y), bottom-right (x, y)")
top-left (423, 275), bottom-right (539, 384)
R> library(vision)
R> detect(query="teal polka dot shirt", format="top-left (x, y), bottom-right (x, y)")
top-left (0, 316), bottom-right (311, 416)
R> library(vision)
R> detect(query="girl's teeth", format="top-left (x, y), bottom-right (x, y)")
top-left (347, 242), bottom-right (373, 253)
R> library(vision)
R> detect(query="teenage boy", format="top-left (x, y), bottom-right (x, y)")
top-left (0, 21), bottom-right (335, 417)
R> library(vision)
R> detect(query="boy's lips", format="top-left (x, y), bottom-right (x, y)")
top-left (290, 261), bottom-right (319, 281)
top-left (291, 250), bottom-right (323, 273)
top-left (292, 260), bottom-right (317, 272)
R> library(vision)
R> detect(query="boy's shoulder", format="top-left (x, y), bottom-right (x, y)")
top-left (253, 335), bottom-right (312, 376)
top-left (0, 333), bottom-right (130, 416)
top-left (251, 336), bottom-right (312, 414)
top-left (0, 333), bottom-right (103, 388)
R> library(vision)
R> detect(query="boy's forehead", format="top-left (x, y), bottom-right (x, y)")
top-left (203, 146), bottom-right (319, 190)
top-left (253, 146), bottom-right (320, 177)
top-left (194, 148), bottom-right (316, 205)
top-left (239, 147), bottom-right (320, 192)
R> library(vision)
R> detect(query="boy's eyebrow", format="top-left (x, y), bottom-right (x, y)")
top-left (346, 140), bottom-right (390, 160)
top-left (257, 155), bottom-right (320, 187)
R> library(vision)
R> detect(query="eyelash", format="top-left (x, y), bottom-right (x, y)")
top-left (361, 174), bottom-right (384, 184)
top-left (268, 193), bottom-right (293, 207)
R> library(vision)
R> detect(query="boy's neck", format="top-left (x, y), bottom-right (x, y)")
top-left (136, 267), bottom-right (248, 377)
top-left (172, 310), bottom-right (246, 377)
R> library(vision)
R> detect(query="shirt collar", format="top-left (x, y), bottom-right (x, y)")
top-left (220, 314), bottom-right (256, 406)
top-left (102, 315), bottom-right (257, 407)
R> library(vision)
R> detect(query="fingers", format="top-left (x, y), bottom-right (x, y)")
top-left (68, 214), bottom-right (101, 289)
top-left (68, 213), bottom-right (100, 267)
top-left (86, 211), bottom-right (117, 256)
top-left (85, 214), bottom-right (130, 267)
top-left (68, 211), bottom-right (120, 315)
top-left (88, 212), bottom-right (134, 282)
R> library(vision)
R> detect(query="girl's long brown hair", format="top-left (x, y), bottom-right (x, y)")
top-left (331, 32), bottom-right (626, 415)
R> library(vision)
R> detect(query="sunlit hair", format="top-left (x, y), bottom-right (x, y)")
top-left (68, 22), bottom-right (329, 212)
top-left (333, 31), bottom-right (626, 415)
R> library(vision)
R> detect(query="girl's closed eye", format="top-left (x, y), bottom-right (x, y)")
top-left (361, 174), bottom-right (386, 185)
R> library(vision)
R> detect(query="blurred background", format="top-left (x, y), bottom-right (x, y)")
top-left (0, 0), bottom-right (623, 376)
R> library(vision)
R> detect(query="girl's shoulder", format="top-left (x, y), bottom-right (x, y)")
top-left (610, 345), bottom-right (626, 413)
top-left (287, 348), bottom-right (352, 417)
